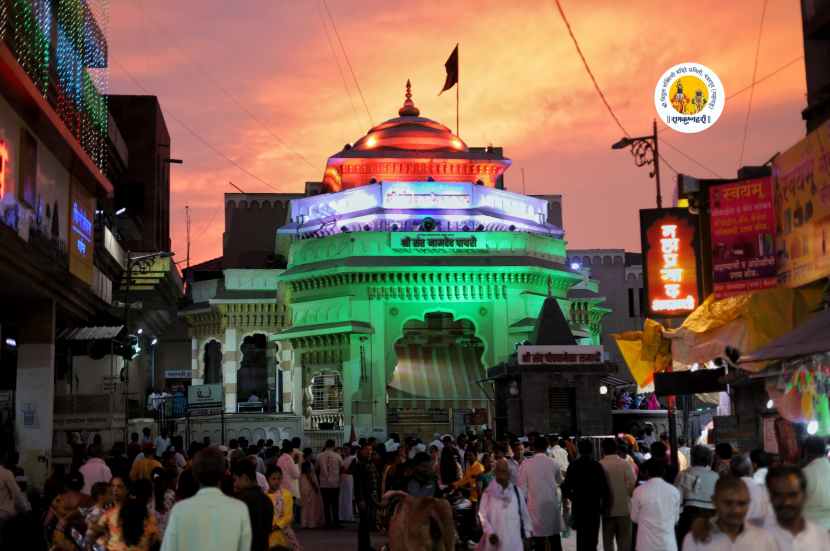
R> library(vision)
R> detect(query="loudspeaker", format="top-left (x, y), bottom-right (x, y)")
top-left (654, 368), bottom-right (727, 396)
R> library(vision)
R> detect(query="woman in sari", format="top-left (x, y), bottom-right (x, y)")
top-left (266, 465), bottom-right (301, 550)
top-left (88, 479), bottom-right (160, 551)
top-left (299, 449), bottom-right (324, 528)
top-left (44, 471), bottom-right (90, 551)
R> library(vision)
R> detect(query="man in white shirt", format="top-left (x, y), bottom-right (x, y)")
top-left (801, 436), bottom-right (830, 530)
top-left (682, 477), bottom-right (777, 551)
top-left (518, 437), bottom-right (563, 551)
top-left (161, 446), bottom-right (252, 551)
top-left (729, 455), bottom-right (771, 525)
top-left (765, 464), bottom-right (830, 550)
top-left (547, 437), bottom-right (570, 478)
top-left (317, 439), bottom-right (344, 528)
top-left (630, 459), bottom-right (681, 551)
top-left (600, 439), bottom-right (635, 551)
top-left (79, 445), bottom-right (112, 495)
top-left (154, 431), bottom-right (171, 458)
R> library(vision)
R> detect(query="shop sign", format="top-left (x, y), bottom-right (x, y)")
top-left (517, 345), bottom-right (604, 365)
top-left (187, 384), bottom-right (223, 409)
top-left (391, 232), bottom-right (480, 251)
top-left (773, 118), bottom-right (830, 287)
top-left (640, 208), bottom-right (701, 317)
top-left (68, 180), bottom-right (94, 285)
top-left (165, 369), bottom-right (192, 379)
top-left (709, 177), bottom-right (776, 298)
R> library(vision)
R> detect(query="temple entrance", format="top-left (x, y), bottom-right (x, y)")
top-left (387, 312), bottom-right (489, 439)
top-left (203, 340), bottom-right (222, 384)
top-left (238, 334), bottom-right (268, 405)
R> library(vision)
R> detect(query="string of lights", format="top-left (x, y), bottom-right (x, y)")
top-left (738, 0), bottom-right (769, 168)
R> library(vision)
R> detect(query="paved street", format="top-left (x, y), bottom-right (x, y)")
top-left (294, 524), bottom-right (593, 550)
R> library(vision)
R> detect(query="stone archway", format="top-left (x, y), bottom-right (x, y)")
top-left (203, 340), bottom-right (222, 384)
top-left (387, 312), bottom-right (488, 439)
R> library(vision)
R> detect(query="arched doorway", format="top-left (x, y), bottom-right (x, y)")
top-left (387, 312), bottom-right (488, 439)
top-left (239, 334), bottom-right (268, 404)
top-left (203, 340), bottom-right (222, 384)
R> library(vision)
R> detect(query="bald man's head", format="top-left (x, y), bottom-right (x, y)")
top-left (494, 458), bottom-right (510, 488)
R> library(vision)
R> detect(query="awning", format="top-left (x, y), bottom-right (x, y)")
top-left (388, 344), bottom-right (488, 409)
top-left (58, 326), bottom-right (125, 341)
top-left (740, 308), bottom-right (830, 363)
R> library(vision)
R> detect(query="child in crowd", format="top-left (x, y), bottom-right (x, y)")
top-left (267, 465), bottom-right (302, 551)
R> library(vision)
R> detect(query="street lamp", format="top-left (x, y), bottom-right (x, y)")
top-left (121, 250), bottom-right (173, 433)
top-left (611, 119), bottom-right (663, 208)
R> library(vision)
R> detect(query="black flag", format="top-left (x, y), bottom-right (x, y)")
top-left (439, 45), bottom-right (458, 95)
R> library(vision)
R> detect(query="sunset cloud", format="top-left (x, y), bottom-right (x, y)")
top-left (108, 0), bottom-right (807, 265)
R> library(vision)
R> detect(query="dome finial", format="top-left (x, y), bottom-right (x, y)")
top-left (399, 79), bottom-right (420, 116)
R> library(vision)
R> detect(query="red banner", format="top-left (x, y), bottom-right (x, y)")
top-left (709, 177), bottom-right (776, 298)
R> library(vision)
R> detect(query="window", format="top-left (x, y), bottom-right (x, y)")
top-left (18, 129), bottom-right (37, 207)
top-left (310, 373), bottom-right (343, 411)
top-left (628, 288), bottom-right (635, 317)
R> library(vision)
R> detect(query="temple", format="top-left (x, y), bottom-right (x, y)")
top-left (264, 83), bottom-right (609, 439)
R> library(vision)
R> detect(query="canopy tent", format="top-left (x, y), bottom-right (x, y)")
top-left (740, 308), bottom-right (830, 364)
top-left (388, 343), bottom-right (489, 410)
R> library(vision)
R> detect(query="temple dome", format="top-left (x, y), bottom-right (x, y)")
top-left (350, 80), bottom-right (468, 153)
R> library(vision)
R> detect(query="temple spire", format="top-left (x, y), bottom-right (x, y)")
top-left (398, 79), bottom-right (420, 117)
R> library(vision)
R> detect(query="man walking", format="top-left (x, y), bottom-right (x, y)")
top-left (765, 465), bottom-right (830, 550)
top-left (630, 459), bottom-right (681, 551)
top-left (518, 436), bottom-right (564, 551)
top-left (478, 459), bottom-right (532, 550)
top-left (801, 436), bottom-right (830, 529)
top-left (354, 443), bottom-right (380, 551)
top-left (562, 439), bottom-right (610, 551)
top-left (600, 438), bottom-right (635, 551)
top-left (232, 459), bottom-right (274, 551)
top-left (318, 438), bottom-right (344, 528)
top-left (79, 445), bottom-right (112, 495)
top-left (161, 446), bottom-right (252, 551)
top-left (681, 477), bottom-right (776, 551)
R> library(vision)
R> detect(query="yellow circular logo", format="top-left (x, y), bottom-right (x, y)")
top-left (668, 76), bottom-right (709, 115)
top-left (655, 62), bottom-right (725, 133)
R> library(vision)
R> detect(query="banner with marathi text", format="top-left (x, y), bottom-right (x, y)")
top-left (709, 177), bottom-right (776, 298)
top-left (773, 118), bottom-right (830, 287)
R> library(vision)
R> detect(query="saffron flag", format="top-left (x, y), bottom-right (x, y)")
top-left (439, 45), bottom-right (458, 94)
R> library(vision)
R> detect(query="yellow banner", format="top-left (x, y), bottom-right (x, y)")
top-left (773, 119), bottom-right (830, 287)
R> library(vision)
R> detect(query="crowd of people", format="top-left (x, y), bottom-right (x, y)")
top-left (0, 426), bottom-right (829, 551)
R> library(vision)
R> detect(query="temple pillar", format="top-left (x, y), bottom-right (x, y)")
top-left (223, 327), bottom-right (239, 412)
top-left (190, 337), bottom-right (203, 385)
top-left (15, 300), bottom-right (55, 489)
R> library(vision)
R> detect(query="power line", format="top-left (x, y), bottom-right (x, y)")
top-left (661, 138), bottom-right (724, 178)
top-left (316, 0), bottom-right (363, 138)
top-left (553, 0), bottom-right (628, 137)
top-left (111, 58), bottom-right (282, 192)
top-left (321, 0), bottom-right (374, 128)
top-left (738, 0), bottom-right (769, 168)
top-left (131, 0), bottom-right (315, 170)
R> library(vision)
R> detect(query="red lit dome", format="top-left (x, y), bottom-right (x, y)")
top-left (351, 80), bottom-right (468, 153)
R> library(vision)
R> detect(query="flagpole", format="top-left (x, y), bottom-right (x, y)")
top-left (456, 42), bottom-right (460, 136)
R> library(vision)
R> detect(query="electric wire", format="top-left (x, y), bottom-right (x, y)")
top-left (321, 0), bottom-right (374, 128)
top-left (738, 0), bottom-right (769, 168)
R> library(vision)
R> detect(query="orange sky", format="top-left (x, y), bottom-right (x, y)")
top-left (108, 0), bottom-right (808, 265)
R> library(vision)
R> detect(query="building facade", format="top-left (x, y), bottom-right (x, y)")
top-left (272, 85), bottom-right (606, 439)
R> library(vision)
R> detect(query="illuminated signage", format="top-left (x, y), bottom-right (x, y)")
top-left (391, 232), bottom-right (480, 251)
top-left (640, 208), bottom-right (701, 317)
top-left (68, 181), bottom-right (95, 285)
top-left (710, 177), bottom-right (776, 298)
top-left (517, 345), bottom-right (604, 365)
top-left (383, 182), bottom-right (472, 209)
top-left (0, 140), bottom-right (7, 197)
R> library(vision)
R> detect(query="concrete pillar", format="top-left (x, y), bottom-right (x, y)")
top-left (15, 300), bottom-right (56, 489)
top-left (223, 328), bottom-right (238, 412)
top-left (370, 300), bottom-right (388, 440)
top-left (190, 337), bottom-right (203, 385)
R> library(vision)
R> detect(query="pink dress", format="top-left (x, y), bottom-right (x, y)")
top-left (300, 465), bottom-right (324, 528)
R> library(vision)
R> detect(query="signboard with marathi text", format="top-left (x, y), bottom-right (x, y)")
top-left (640, 208), bottom-right (701, 317)
top-left (517, 345), bottom-right (603, 365)
top-left (187, 384), bottom-right (223, 409)
top-left (709, 177), bottom-right (776, 298)
top-left (773, 118), bottom-right (830, 287)
top-left (391, 232), bottom-right (480, 251)
top-left (68, 180), bottom-right (94, 285)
